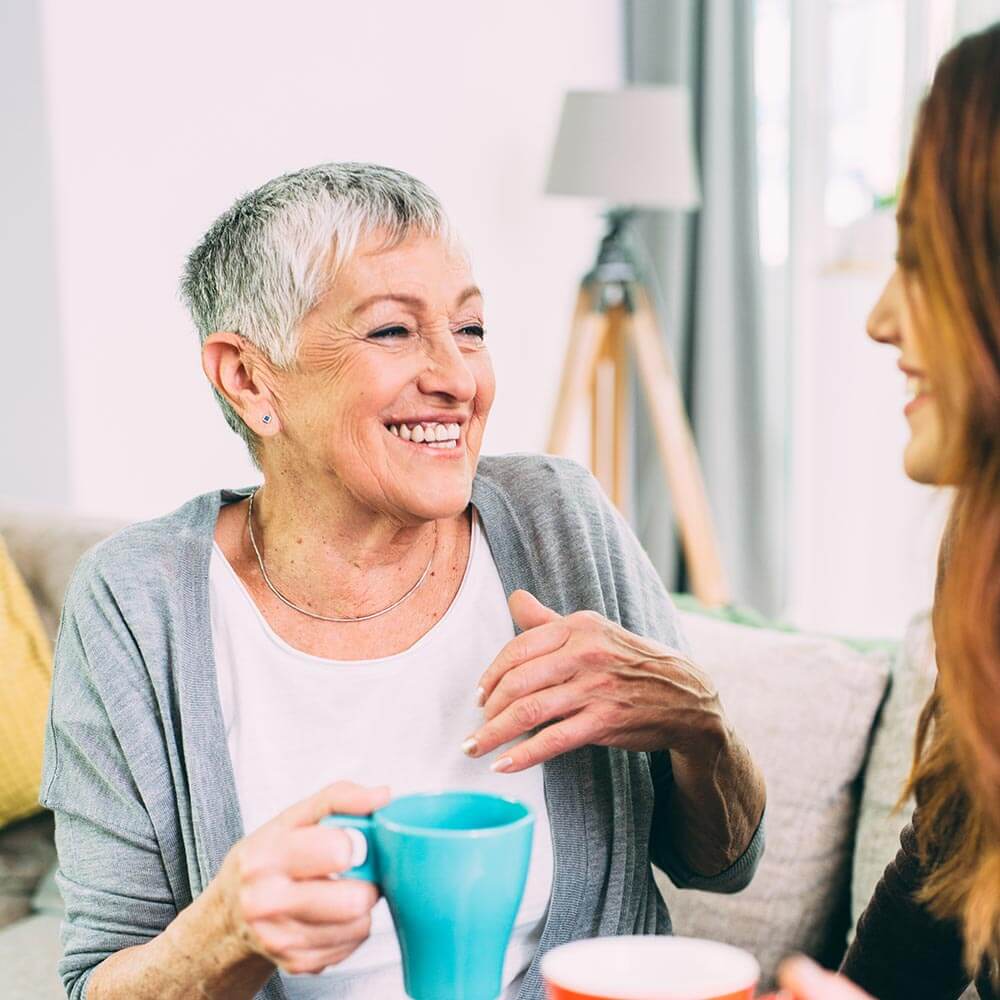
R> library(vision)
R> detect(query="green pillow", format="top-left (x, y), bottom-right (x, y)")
top-left (670, 593), bottom-right (897, 656)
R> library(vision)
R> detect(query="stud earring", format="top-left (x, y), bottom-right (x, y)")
top-left (262, 414), bottom-right (272, 425)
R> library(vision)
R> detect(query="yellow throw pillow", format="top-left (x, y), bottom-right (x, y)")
top-left (0, 535), bottom-right (53, 828)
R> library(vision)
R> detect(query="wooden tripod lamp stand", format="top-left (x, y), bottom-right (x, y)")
top-left (545, 88), bottom-right (731, 607)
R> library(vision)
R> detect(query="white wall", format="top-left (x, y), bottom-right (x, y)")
top-left (785, 258), bottom-right (949, 639)
top-left (13, 0), bottom-right (954, 637)
top-left (33, 0), bottom-right (621, 519)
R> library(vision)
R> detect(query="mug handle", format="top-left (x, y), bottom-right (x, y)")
top-left (320, 815), bottom-right (380, 882)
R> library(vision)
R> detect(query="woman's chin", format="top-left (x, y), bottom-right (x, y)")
top-left (902, 399), bottom-right (948, 486)
top-left (903, 436), bottom-right (944, 486)
top-left (395, 482), bottom-right (473, 523)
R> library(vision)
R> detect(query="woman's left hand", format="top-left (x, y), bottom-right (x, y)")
top-left (463, 590), bottom-right (729, 773)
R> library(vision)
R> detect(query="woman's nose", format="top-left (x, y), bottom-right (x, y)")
top-left (867, 270), bottom-right (903, 346)
top-left (418, 334), bottom-right (477, 401)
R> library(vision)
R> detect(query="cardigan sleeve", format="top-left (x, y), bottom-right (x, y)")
top-left (39, 556), bottom-right (178, 1000)
top-left (648, 750), bottom-right (765, 892)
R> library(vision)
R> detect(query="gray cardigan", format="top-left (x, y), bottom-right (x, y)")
top-left (40, 454), bottom-right (764, 1000)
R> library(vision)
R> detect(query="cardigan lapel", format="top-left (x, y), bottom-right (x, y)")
top-left (176, 488), bottom-right (288, 999)
top-left (178, 489), bottom-right (253, 890)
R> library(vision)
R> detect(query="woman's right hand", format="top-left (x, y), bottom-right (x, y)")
top-left (216, 781), bottom-right (391, 976)
top-left (777, 957), bottom-right (875, 1000)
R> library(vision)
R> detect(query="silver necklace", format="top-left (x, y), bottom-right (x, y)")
top-left (246, 488), bottom-right (437, 623)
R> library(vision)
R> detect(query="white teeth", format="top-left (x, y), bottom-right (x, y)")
top-left (386, 421), bottom-right (463, 443)
top-left (906, 376), bottom-right (930, 399)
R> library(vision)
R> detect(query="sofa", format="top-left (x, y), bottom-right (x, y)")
top-left (0, 504), bottom-right (960, 998)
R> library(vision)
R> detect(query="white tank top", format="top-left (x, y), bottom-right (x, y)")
top-left (210, 512), bottom-right (553, 999)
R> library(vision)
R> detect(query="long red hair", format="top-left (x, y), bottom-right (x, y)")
top-left (899, 22), bottom-right (1000, 979)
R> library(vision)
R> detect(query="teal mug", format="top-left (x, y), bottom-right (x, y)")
top-left (321, 790), bottom-right (535, 1000)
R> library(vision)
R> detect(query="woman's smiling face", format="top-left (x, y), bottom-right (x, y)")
top-left (265, 230), bottom-right (495, 523)
top-left (866, 265), bottom-right (945, 485)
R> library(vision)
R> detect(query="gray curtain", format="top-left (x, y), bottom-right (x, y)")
top-left (625, 0), bottom-right (781, 615)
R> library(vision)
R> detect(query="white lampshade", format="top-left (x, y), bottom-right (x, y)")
top-left (545, 87), bottom-right (701, 210)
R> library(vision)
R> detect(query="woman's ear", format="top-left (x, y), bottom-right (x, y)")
top-left (201, 332), bottom-right (281, 436)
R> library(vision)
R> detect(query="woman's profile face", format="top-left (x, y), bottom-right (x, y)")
top-left (268, 230), bottom-right (495, 522)
top-left (866, 265), bottom-right (945, 485)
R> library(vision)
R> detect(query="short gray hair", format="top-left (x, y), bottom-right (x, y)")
top-left (180, 162), bottom-right (452, 460)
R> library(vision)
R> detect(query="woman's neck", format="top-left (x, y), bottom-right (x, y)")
top-left (242, 475), bottom-right (450, 616)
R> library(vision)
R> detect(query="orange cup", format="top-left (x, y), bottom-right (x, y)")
top-left (542, 936), bottom-right (767, 1000)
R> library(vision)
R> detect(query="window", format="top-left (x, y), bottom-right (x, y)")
top-left (753, 0), bottom-right (993, 636)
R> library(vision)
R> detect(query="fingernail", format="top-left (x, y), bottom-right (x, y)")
top-left (344, 828), bottom-right (368, 868)
top-left (475, 686), bottom-right (485, 707)
top-left (461, 737), bottom-right (478, 757)
top-left (491, 756), bottom-right (513, 773)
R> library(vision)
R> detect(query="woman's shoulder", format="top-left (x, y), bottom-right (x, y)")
top-left (65, 489), bottom-right (234, 609)
top-left (472, 452), bottom-right (631, 566)
top-left (474, 453), bottom-right (604, 516)
top-left (472, 454), bottom-right (677, 640)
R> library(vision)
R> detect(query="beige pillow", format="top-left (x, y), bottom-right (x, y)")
top-left (657, 612), bottom-right (891, 986)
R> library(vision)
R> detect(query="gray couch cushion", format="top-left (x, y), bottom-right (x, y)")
top-left (0, 912), bottom-right (65, 999)
top-left (657, 612), bottom-right (891, 986)
top-left (0, 811), bottom-right (55, 929)
top-left (850, 610), bottom-right (936, 937)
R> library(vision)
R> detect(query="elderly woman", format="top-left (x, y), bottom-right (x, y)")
top-left (40, 163), bottom-right (765, 1000)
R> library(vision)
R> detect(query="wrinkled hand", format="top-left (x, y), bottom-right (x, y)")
top-left (219, 781), bottom-right (390, 976)
top-left (464, 590), bottom-right (728, 773)
top-left (777, 958), bottom-right (874, 1000)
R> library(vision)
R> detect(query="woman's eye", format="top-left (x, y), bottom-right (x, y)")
top-left (458, 324), bottom-right (486, 339)
top-left (368, 326), bottom-right (410, 340)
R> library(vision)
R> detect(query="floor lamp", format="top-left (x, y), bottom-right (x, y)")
top-left (545, 88), bottom-right (731, 607)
